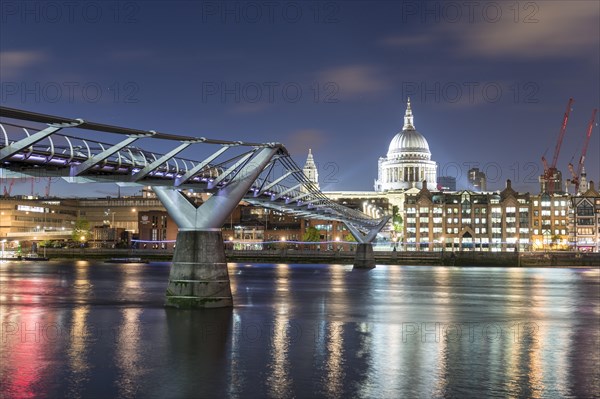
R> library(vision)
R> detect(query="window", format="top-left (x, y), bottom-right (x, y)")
top-left (577, 203), bottom-right (594, 216)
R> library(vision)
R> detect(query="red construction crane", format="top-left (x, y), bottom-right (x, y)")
top-left (568, 108), bottom-right (597, 192)
top-left (541, 98), bottom-right (574, 194)
top-left (44, 177), bottom-right (52, 198)
top-left (3, 180), bottom-right (15, 197)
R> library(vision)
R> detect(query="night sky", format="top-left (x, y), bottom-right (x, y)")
top-left (1, 0), bottom-right (599, 196)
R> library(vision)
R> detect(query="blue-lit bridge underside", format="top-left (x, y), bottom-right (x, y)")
top-left (0, 107), bottom-right (388, 308)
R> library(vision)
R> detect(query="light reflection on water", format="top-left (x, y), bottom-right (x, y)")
top-left (0, 261), bottom-right (598, 398)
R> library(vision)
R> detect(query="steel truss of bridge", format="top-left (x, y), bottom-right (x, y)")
top-left (1, 106), bottom-right (388, 308)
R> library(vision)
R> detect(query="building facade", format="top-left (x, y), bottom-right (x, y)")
top-left (530, 193), bottom-right (571, 250)
top-left (570, 182), bottom-right (600, 252)
top-left (403, 180), bottom-right (531, 252)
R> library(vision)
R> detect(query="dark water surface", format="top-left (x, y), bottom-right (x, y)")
top-left (0, 261), bottom-right (598, 398)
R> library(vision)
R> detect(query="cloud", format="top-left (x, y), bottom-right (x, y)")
top-left (284, 128), bottom-right (329, 155)
top-left (450, 1), bottom-right (600, 59)
top-left (0, 50), bottom-right (48, 79)
top-left (380, 1), bottom-right (599, 60)
top-left (317, 65), bottom-right (391, 99)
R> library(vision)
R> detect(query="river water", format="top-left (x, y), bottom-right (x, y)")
top-left (0, 261), bottom-right (598, 398)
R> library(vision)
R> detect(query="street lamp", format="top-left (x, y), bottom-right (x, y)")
top-left (80, 235), bottom-right (86, 248)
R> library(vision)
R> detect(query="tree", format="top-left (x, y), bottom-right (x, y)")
top-left (303, 226), bottom-right (321, 242)
top-left (392, 205), bottom-right (403, 233)
top-left (72, 218), bottom-right (92, 244)
top-left (344, 233), bottom-right (356, 242)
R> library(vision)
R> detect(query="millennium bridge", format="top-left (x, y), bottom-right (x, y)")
top-left (0, 107), bottom-right (388, 308)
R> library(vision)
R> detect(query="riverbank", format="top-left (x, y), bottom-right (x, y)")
top-left (5, 248), bottom-right (599, 267)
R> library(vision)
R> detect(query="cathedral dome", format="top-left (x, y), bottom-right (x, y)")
top-left (387, 128), bottom-right (430, 158)
top-left (374, 98), bottom-right (438, 192)
top-left (386, 98), bottom-right (431, 159)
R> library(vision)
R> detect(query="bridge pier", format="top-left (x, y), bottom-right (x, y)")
top-left (345, 218), bottom-right (390, 269)
top-left (154, 146), bottom-right (280, 309)
top-left (354, 243), bottom-right (376, 269)
top-left (166, 230), bottom-right (232, 308)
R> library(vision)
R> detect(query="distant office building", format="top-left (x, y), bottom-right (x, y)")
top-left (468, 168), bottom-right (487, 191)
top-left (437, 176), bottom-right (456, 191)
top-left (539, 169), bottom-right (564, 194)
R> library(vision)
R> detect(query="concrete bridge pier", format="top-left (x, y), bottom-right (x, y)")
top-left (154, 146), bottom-right (279, 309)
top-left (354, 243), bottom-right (376, 268)
top-left (167, 230), bottom-right (232, 308)
top-left (345, 217), bottom-right (390, 269)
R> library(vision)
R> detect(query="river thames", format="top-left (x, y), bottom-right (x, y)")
top-left (1, 261), bottom-right (598, 398)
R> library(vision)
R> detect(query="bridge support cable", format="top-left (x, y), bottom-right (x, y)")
top-left (153, 146), bottom-right (280, 309)
top-left (70, 133), bottom-right (155, 176)
top-left (271, 183), bottom-right (302, 201)
top-left (208, 151), bottom-right (254, 189)
top-left (0, 120), bottom-right (83, 162)
top-left (174, 146), bottom-right (230, 186)
top-left (254, 170), bottom-right (298, 196)
top-left (129, 141), bottom-right (196, 182)
top-left (288, 191), bottom-right (312, 203)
